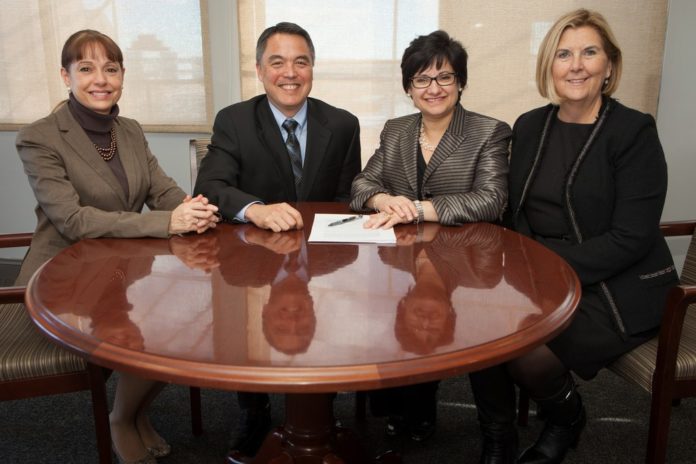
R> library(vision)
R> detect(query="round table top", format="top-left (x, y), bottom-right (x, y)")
top-left (26, 203), bottom-right (580, 393)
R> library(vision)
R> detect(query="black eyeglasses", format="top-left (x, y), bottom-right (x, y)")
top-left (410, 72), bottom-right (457, 89)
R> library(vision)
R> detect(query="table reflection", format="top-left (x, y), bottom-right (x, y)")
top-left (32, 218), bottom-right (577, 375)
top-left (214, 228), bottom-right (357, 355)
top-left (39, 239), bottom-right (171, 350)
top-left (382, 222), bottom-right (503, 355)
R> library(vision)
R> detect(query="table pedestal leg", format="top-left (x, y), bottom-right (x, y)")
top-left (226, 393), bottom-right (401, 464)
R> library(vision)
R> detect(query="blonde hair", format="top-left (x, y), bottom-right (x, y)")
top-left (536, 9), bottom-right (622, 104)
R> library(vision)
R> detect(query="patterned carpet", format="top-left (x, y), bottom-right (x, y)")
top-left (3, 374), bottom-right (696, 463)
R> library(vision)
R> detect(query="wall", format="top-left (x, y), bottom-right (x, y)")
top-left (656, 0), bottom-right (695, 270)
top-left (0, 0), bottom-right (693, 263)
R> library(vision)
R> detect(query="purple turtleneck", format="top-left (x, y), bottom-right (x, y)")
top-left (67, 93), bottom-right (129, 198)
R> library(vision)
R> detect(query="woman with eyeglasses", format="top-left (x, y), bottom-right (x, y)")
top-left (349, 30), bottom-right (511, 442)
top-left (350, 30), bottom-right (510, 229)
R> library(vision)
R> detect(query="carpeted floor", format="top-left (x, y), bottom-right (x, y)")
top-left (2, 373), bottom-right (696, 463)
top-left (2, 260), bottom-right (695, 463)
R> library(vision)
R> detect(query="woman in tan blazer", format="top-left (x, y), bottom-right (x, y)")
top-left (15, 30), bottom-right (219, 464)
top-left (349, 30), bottom-right (511, 443)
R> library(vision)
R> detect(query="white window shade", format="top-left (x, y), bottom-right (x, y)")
top-left (238, 0), bottom-right (667, 165)
top-left (0, 0), bottom-right (212, 132)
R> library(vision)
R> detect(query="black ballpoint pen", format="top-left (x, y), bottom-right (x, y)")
top-left (328, 215), bottom-right (362, 227)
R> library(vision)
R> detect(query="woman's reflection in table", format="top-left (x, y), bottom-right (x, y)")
top-left (383, 222), bottom-right (504, 352)
top-left (39, 241), bottom-right (172, 351)
top-left (371, 222), bottom-right (503, 440)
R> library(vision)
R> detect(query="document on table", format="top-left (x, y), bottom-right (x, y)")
top-left (308, 214), bottom-right (396, 244)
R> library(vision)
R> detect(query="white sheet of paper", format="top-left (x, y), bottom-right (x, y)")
top-left (308, 214), bottom-right (396, 244)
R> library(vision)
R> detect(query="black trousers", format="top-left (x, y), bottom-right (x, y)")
top-left (369, 381), bottom-right (439, 422)
top-left (237, 392), bottom-right (269, 410)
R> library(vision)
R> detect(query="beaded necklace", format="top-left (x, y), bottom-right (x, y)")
top-left (418, 121), bottom-right (437, 152)
top-left (94, 128), bottom-right (117, 161)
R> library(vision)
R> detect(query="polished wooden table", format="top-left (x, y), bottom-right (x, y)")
top-left (25, 202), bottom-right (580, 463)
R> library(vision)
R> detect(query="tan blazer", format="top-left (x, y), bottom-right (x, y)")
top-left (15, 103), bottom-right (186, 284)
top-left (350, 104), bottom-right (511, 225)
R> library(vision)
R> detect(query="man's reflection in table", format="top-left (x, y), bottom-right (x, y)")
top-left (208, 228), bottom-right (357, 357)
top-left (181, 226), bottom-right (358, 456)
top-left (261, 262), bottom-right (316, 355)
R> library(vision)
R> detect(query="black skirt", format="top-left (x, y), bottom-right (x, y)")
top-left (547, 287), bottom-right (657, 380)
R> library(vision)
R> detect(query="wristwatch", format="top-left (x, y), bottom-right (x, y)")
top-left (413, 200), bottom-right (424, 224)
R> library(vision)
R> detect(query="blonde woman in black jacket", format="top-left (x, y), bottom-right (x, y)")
top-left (470, 9), bottom-right (678, 464)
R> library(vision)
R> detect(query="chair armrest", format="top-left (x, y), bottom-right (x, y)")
top-left (0, 233), bottom-right (32, 302)
top-left (0, 232), bottom-right (33, 248)
top-left (0, 286), bottom-right (26, 304)
top-left (653, 284), bottom-right (696, 388)
top-left (660, 220), bottom-right (696, 238)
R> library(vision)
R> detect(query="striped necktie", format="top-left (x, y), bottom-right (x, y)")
top-left (282, 118), bottom-right (303, 187)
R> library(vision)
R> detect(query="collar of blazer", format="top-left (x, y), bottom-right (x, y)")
top-left (401, 104), bottom-right (469, 194)
top-left (55, 103), bottom-right (132, 209)
top-left (253, 96), bottom-right (332, 201)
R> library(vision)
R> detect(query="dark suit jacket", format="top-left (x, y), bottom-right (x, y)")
top-left (349, 104), bottom-right (510, 225)
top-left (15, 103), bottom-right (185, 284)
top-left (505, 98), bottom-right (678, 335)
top-left (194, 95), bottom-right (361, 220)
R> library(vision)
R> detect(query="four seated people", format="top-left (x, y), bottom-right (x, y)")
top-left (10, 9), bottom-right (677, 464)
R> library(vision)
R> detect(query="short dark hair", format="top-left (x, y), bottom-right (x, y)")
top-left (256, 22), bottom-right (315, 64)
top-left (401, 30), bottom-right (468, 100)
top-left (61, 30), bottom-right (123, 69)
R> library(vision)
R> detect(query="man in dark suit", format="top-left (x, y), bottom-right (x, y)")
top-left (193, 22), bottom-right (361, 458)
top-left (194, 22), bottom-right (361, 232)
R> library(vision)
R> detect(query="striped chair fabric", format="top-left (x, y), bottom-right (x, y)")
top-left (0, 303), bottom-right (85, 381)
top-left (0, 232), bottom-right (112, 463)
top-left (609, 226), bottom-right (696, 389)
top-left (189, 137), bottom-right (211, 193)
top-left (606, 221), bottom-right (696, 464)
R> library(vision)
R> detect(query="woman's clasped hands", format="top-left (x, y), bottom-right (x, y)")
top-left (169, 233), bottom-right (220, 272)
top-left (364, 193), bottom-right (419, 229)
top-left (169, 194), bottom-right (220, 235)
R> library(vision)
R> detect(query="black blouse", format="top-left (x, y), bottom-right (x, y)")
top-left (524, 118), bottom-right (593, 239)
top-left (416, 143), bottom-right (426, 200)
